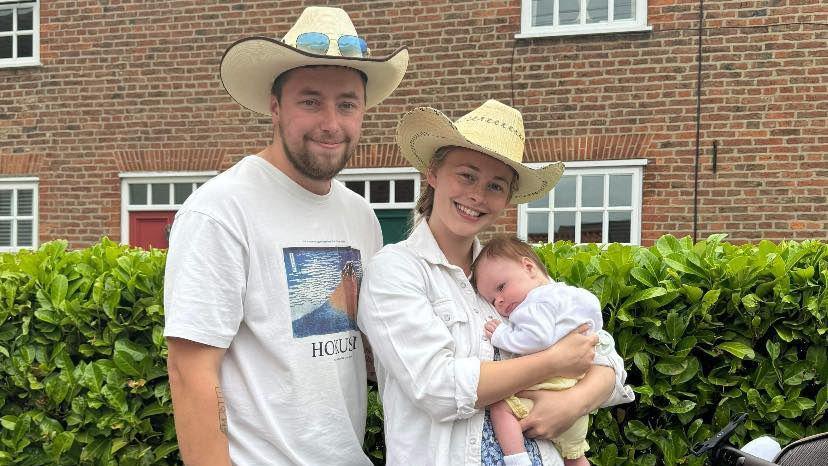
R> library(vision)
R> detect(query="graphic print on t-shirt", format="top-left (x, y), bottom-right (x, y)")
top-left (283, 246), bottom-right (363, 338)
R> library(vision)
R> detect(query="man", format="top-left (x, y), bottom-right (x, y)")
top-left (163, 6), bottom-right (408, 465)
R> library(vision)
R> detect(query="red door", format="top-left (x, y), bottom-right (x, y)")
top-left (129, 211), bottom-right (176, 250)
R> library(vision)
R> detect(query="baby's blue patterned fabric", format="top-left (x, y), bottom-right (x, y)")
top-left (480, 349), bottom-right (544, 466)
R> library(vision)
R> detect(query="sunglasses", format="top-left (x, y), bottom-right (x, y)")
top-left (293, 32), bottom-right (370, 58)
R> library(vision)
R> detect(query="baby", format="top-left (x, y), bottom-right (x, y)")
top-left (471, 236), bottom-right (615, 466)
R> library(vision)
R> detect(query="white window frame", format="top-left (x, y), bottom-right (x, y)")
top-left (517, 0), bottom-right (651, 38)
top-left (0, 176), bottom-right (38, 252)
top-left (337, 167), bottom-right (421, 210)
top-left (0, 1), bottom-right (40, 68)
top-left (119, 171), bottom-right (217, 245)
top-left (517, 159), bottom-right (646, 245)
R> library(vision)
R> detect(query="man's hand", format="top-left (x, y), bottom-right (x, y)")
top-left (484, 319), bottom-right (501, 340)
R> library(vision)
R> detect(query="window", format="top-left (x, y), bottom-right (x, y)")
top-left (0, 178), bottom-right (37, 252)
top-left (517, 160), bottom-right (645, 245)
top-left (120, 172), bottom-right (216, 245)
top-left (337, 168), bottom-right (421, 209)
top-left (518, 0), bottom-right (650, 38)
top-left (0, 1), bottom-right (39, 68)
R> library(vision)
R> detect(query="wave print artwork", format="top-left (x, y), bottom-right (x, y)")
top-left (283, 246), bottom-right (363, 338)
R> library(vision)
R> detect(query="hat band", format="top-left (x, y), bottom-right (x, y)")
top-left (290, 32), bottom-right (370, 58)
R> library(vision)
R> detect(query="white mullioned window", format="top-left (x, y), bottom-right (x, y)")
top-left (337, 168), bottom-right (421, 209)
top-left (0, 177), bottom-right (38, 252)
top-left (518, 0), bottom-right (650, 38)
top-left (119, 172), bottom-right (217, 244)
top-left (517, 160), bottom-right (646, 245)
top-left (0, 1), bottom-right (39, 68)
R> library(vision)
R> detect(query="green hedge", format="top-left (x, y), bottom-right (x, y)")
top-left (0, 236), bottom-right (825, 465)
top-left (535, 235), bottom-right (827, 466)
top-left (0, 240), bottom-right (173, 465)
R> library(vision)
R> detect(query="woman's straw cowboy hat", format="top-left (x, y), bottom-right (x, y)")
top-left (396, 100), bottom-right (564, 204)
top-left (220, 6), bottom-right (409, 115)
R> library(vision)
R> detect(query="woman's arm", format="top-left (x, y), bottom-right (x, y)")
top-left (517, 364), bottom-right (615, 440)
top-left (475, 325), bottom-right (597, 408)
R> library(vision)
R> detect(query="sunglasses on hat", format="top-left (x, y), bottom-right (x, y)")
top-left (292, 32), bottom-right (370, 58)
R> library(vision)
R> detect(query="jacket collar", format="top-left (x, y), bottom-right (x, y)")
top-left (405, 220), bottom-right (482, 268)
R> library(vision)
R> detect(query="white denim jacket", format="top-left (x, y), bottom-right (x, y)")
top-left (357, 221), bottom-right (634, 466)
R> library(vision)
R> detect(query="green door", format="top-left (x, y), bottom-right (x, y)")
top-left (375, 209), bottom-right (412, 245)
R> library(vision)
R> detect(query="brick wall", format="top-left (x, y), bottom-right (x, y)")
top-left (0, 0), bottom-right (825, 247)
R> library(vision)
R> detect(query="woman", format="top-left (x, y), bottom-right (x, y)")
top-left (357, 100), bottom-right (634, 466)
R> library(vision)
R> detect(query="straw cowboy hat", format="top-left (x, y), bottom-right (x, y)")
top-left (220, 6), bottom-right (409, 115)
top-left (396, 100), bottom-right (564, 204)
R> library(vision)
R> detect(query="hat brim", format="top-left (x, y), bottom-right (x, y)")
top-left (397, 107), bottom-right (564, 204)
top-left (220, 36), bottom-right (409, 115)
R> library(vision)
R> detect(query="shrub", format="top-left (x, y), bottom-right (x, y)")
top-left (0, 235), bottom-right (824, 465)
top-left (0, 239), bottom-right (173, 464)
top-left (535, 235), bottom-right (827, 466)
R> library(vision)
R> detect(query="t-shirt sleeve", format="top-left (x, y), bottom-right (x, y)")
top-left (163, 210), bottom-right (247, 348)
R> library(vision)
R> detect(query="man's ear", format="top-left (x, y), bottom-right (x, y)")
top-left (270, 95), bottom-right (280, 126)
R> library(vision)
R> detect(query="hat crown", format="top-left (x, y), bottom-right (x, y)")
top-left (282, 7), bottom-right (360, 57)
top-left (454, 100), bottom-right (526, 164)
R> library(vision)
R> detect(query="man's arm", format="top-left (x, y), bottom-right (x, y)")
top-left (166, 337), bottom-right (231, 466)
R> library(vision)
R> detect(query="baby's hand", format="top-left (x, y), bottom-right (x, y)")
top-left (484, 320), bottom-right (501, 340)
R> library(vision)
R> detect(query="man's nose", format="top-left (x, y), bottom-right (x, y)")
top-left (318, 104), bottom-right (341, 132)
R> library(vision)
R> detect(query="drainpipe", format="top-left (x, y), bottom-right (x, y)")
top-left (693, 0), bottom-right (704, 242)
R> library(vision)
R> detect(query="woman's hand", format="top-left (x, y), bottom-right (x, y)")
top-left (517, 389), bottom-right (583, 440)
top-left (543, 324), bottom-right (597, 379)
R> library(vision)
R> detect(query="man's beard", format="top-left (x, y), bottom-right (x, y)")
top-left (280, 126), bottom-right (355, 181)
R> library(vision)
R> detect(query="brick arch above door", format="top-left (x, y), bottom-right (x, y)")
top-left (114, 149), bottom-right (232, 173)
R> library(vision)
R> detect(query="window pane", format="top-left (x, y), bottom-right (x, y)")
top-left (559, 0), bottom-right (580, 25)
top-left (532, 0), bottom-right (554, 27)
top-left (553, 212), bottom-right (576, 242)
top-left (369, 180), bottom-right (390, 204)
top-left (16, 219), bottom-right (32, 246)
top-left (615, 0), bottom-right (634, 20)
top-left (609, 174), bottom-right (632, 207)
top-left (528, 193), bottom-right (549, 209)
top-left (173, 183), bottom-right (192, 204)
top-left (345, 181), bottom-right (364, 197)
top-left (587, 0), bottom-right (608, 23)
top-left (0, 190), bottom-right (11, 216)
top-left (129, 184), bottom-right (147, 205)
top-left (0, 9), bottom-right (11, 32)
top-left (394, 179), bottom-right (414, 203)
top-left (18, 7), bottom-right (33, 31)
top-left (527, 212), bottom-right (549, 243)
top-left (151, 183), bottom-right (170, 205)
top-left (581, 175), bottom-right (604, 207)
top-left (0, 36), bottom-right (11, 59)
top-left (17, 34), bottom-right (32, 58)
top-left (17, 189), bottom-right (33, 215)
top-left (0, 220), bottom-right (10, 246)
top-left (609, 211), bottom-right (631, 243)
top-left (553, 176), bottom-right (576, 208)
top-left (581, 212), bottom-right (603, 243)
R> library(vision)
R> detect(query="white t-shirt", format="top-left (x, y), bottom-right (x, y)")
top-left (491, 282), bottom-right (609, 356)
top-left (163, 155), bottom-right (382, 465)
